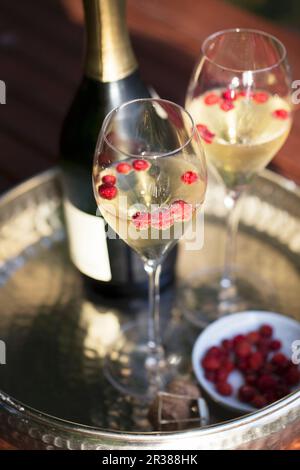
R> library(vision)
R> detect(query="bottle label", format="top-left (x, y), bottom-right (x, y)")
top-left (64, 198), bottom-right (112, 281)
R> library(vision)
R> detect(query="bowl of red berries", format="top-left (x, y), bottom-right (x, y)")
top-left (192, 311), bottom-right (300, 414)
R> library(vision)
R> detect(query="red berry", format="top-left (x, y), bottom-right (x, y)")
top-left (204, 92), bottom-right (220, 105)
top-left (102, 174), bottom-right (116, 186)
top-left (236, 358), bottom-right (249, 372)
top-left (223, 359), bottom-right (235, 373)
top-left (284, 366), bottom-right (300, 386)
top-left (272, 353), bottom-right (289, 369)
top-left (233, 334), bottom-right (246, 347)
top-left (98, 184), bottom-right (118, 200)
top-left (246, 331), bottom-right (260, 345)
top-left (248, 352), bottom-right (264, 371)
top-left (264, 390), bottom-right (278, 404)
top-left (237, 90), bottom-right (248, 98)
top-left (257, 339), bottom-right (270, 358)
top-left (150, 208), bottom-right (174, 230)
top-left (201, 356), bottom-right (221, 371)
top-left (257, 374), bottom-right (277, 392)
top-left (205, 371), bottom-right (217, 383)
top-left (253, 92), bottom-right (269, 103)
top-left (181, 171), bottom-right (198, 185)
top-left (116, 162), bottom-right (132, 174)
top-left (170, 200), bottom-right (192, 221)
top-left (196, 124), bottom-right (215, 144)
top-left (235, 340), bottom-right (252, 358)
top-left (132, 211), bottom-right (150, 230)
top-left (220, 100), bottom-right (234, 111)
top-left (275, 383), bottom-right (290, 398)
top-left (269, 339), bottom-right (281, 351)
top-left (132, 159), bottom-right (150, 171)
top-left (222, 89), bottom-right (236, 101)
top-left (206, 346), bottom-right (223, 358)
top-left (245, 373), bottom-right (258, 386)
top-left (259, 362), bottom-right (276, 375)
top-left (216, 381), bottom-right (233, 396)
top-left (215, 369), bottom-right (229, 383)
top-left (259, 324), bottom-right (273, 338)
top-left (222, 339), bottom-right (234, 352)
top-left (252, 394), bottom-right (267, 408)
top-left (238, 90), bottom-right (254, 99)
top-left (272, 109), bottom-right (289, 120)
top-left (238, 385), bottom-right (256, 403)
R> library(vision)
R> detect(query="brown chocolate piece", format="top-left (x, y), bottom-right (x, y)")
top-left (148, 378), bottom-right (202, 431)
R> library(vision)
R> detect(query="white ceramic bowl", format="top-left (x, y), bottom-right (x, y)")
top-left (192, 311), bottom-right (300, 414)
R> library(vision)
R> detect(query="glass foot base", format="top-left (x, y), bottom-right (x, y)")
top-left (104, 320), bottom-right (185, 400)
top-left (179, 267), bottom-right (278, 328)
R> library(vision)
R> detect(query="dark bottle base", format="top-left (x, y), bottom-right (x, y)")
top-left (81, 246), bottom-right (178, 299)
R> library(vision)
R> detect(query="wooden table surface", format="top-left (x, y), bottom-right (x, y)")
top-left (0, 0), bottom-right (300, 450)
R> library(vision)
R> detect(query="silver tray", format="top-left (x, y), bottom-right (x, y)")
top-left (0, 168), bottom-right (299, 450)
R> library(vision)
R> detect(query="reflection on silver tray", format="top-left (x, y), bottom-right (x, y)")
top-left (0, 168), bottom-right (299, 449)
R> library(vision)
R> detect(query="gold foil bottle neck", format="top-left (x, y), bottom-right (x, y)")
top-left (83, 0), bottom-right (137, 82)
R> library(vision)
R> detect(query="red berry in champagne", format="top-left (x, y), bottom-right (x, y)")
top-left (116, 162), bottom-right (132, 174)
top-left (272, 109), bottom-right (289, 120)
top-left (170, 200), bottom-right (192, 221)
top-left (102, 174), bottom-right (116, 186)
top-left (98, 184), bottom-right (118, 200)
top-left (222, 89), bottom-right (236, 101)
top-left (181, 171), bottom-right (198, 184)
top-left (132, 212), bottom-right (150, 230)
top-left (204, 92), bottom-right (220, 105)
top-left (253, 92), bottom-right (269, 103)
top-left (196, 124), bottom-right (215, 144)
top-left (132, 159), bottom-right (150, 171)
top-left (220, 100), bottom-right (234, 111)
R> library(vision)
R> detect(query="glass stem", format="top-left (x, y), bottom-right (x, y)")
top-left (220, 189), bottom-right (243, 293)
top-left (144, 260), bottom-right (164, 368)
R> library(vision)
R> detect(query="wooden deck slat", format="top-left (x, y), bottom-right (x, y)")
top-left (0, 54), bottom-right (77, 119)
top-left (0, 91), bottom-right (60, 157)
top-left (1, 0), bottom-right (83, 59)
top-left (0, 131), bottom-right (53, 181)
top-left (0, 4), bottom-right (82, 89)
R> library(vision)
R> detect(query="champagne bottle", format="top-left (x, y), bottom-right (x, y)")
top-left (60, 0), bottom-right (177, 297)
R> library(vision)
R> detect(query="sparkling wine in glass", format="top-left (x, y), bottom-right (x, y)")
top-left (184, 29), bottom-right (293, 326)
top-left (93, 98), bottom-right (207, 397)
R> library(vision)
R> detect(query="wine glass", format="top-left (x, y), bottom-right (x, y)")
top-left (92, 98), bottom-right (207, 398)
top-left (183, 28), bottom-right (293, 326)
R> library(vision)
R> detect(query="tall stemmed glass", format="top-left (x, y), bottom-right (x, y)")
top-left (183, 29), bottom-right (293, 326)
top-left (93, 98), bottom-right (207, 398)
